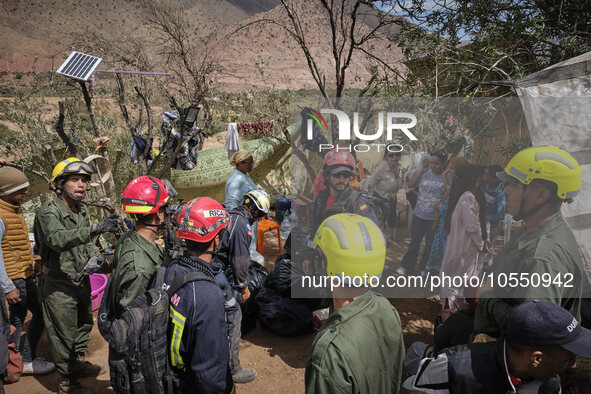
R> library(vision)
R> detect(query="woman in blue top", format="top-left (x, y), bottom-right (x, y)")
top-left (224, 151), bottom-right (258, 250)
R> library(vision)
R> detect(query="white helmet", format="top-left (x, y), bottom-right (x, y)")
top-left (243, 189), bottom-right (270, 217)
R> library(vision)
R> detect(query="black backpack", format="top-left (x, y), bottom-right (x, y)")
top-left (98, 264), bottom-right (215, 394)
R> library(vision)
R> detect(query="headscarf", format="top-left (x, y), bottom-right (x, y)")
top-left (229, 151), bottom-right (253, 167)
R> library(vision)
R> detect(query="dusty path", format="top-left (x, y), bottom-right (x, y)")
top-left (5, 298), bottom-right (438, 394)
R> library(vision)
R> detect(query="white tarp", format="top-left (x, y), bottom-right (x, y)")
top-left (515, 52), bottom-right (591, 281)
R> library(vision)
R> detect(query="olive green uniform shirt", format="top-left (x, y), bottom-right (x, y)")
top-left (110, 229), bottom-right (164, 318)
top-left (305, 291), bottom-right (405, 394)
top-left (33, 196), bottom-right (97, 375)
top-left (474, 213), bottom-right (583, 338)
top-left (34, 196), bottom-right (98, 273)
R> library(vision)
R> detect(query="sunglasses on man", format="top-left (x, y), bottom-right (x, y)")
top-left (331, 171), bottom-right (354, 179)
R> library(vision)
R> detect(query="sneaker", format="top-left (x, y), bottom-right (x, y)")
top-left (395, 266), bottom-right (406, 275)
top-left (72, 360), bottom-right (107, 378)
top-left (232, 367), bottom-right (257, 384)
top-left (23, 357), bottom-right (56, 374)
top-left (59, 377), bottom-right (95, 394)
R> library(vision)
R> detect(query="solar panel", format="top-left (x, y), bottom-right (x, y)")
top-left (56, 51), bottom-right (102, 81)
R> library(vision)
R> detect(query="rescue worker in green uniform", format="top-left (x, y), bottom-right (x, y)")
top-left (305, 213), bottom-right (405, 394)
top-left (473, 145), bottom-right (585, 341)
top-left (34, 157), bottom-right (119, 394)
top-left (109, 176), bottom-right (170, 318)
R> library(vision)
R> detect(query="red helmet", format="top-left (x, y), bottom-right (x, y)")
top-left (176, 197), bottom-right (231, 243)
top-left (324, 151), bottom-right (355, 171)
top-left (121, 176), bottom-right (170, 215)
top-left (322, 148), bottom-right (339, 165)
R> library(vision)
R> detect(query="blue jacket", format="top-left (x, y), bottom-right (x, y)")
top-left (163, 255), bottom-right (235, 394)
top-left (218, 206), bottom-right (253, 286)
top-left (484, 184), bottom-right (506, 226)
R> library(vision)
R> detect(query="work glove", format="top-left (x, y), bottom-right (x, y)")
top-left (75, 254), bottom-right (109, 281)
top-left (91, 213), bottom-right (120, 236)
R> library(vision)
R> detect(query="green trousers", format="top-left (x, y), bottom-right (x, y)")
top-left (38, 274), bottom-right (93, 376)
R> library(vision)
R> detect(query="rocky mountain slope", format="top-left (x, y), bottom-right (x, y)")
top-left (0, 0), bottom-right (405, 91)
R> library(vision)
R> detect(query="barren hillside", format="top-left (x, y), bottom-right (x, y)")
top-left (211, 1), bottom-right (406, 91)
top-left (0, 0), bottom-right (278, 70)
top-left (0, 0), bottom-right (405, 92)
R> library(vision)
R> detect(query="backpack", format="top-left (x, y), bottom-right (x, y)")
top-left (98, 264), bottom-right (215, 394)
top-left (323, 187), bottom-right (379, 222)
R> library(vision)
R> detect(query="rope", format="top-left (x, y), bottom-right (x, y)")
top-left (94, 70), bottom-right (176, 79)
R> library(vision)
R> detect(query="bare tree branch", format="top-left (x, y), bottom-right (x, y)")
top-left (280, 0), bottom-right (329, 99)
top-left (55, 101), bottom-right (78, 157)
top-left (134, 85), bottom-right (153, 174)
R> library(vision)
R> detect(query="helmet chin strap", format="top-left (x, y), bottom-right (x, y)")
top-left (63, 190), bottom-right (85, 202)
top-left (57, 177), bottom-right (88, 202)
top-left (244, 204), bottom-right (264, 221)
top-left (199, 232), bottom-right (226, 255)
top-left (134, 208), bottom-right (168, 229)
top-left (138, 222), bottom-right (163, 228)
top-left (514, 184), bottom-right (548, 221)
top-left (59, 186), bottom-right (84, 202)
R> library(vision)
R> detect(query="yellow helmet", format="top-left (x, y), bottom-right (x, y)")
top-left (52, 157), bottom-right (94, 182)
top-left (313, 213), bottom-right (385, 279)
top-left (498, 145), bottom-right (581, 200)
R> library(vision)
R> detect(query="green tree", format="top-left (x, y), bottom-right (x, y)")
top-left (391, 0), bottom-right (591, 96)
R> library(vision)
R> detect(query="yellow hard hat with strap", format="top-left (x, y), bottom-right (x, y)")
top-left (498, 145), bottom-right (581, 201)
top-left (313, 213), bottom-right (385, 279)
top-left (52, 157), bottom-right (94, 182)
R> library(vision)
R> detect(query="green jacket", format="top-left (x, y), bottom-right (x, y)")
top-left (474, 213), bottom-right (583, 338)
top-left (110, 230), bottom-right (164, 318)
top-left (34, 196), bottom-right (98, 274)
top-left (305, 291), bottom-right (405, 394)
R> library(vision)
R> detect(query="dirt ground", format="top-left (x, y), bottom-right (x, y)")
top-left (6, 225), bottom-right (590, 393)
